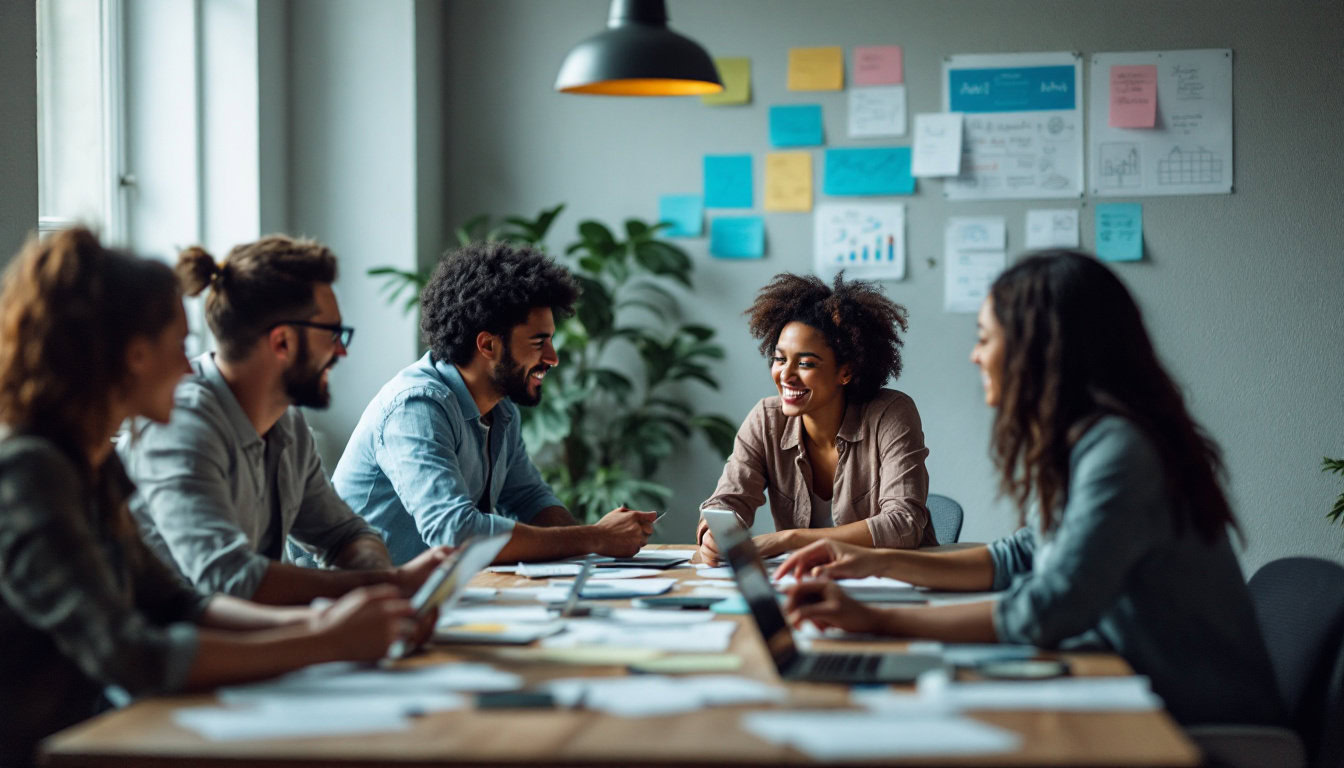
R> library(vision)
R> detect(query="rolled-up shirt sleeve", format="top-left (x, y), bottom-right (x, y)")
top-left (377, 393), bottom-right (519, 546)
top-left (0, 441), bottom-right (198, 696)
top-left (698, 402), bottom-right (770, 545)
top-left (992, 420), bottom-right (1166, 647)
top-left (287, 415), bottom-right (384, 564)
top-left (129, 408), bottom-right (272, 598)
top-left (865, 397), bottom-right (932, 548)
top-left (987, 526), bottom-right (1037, 591)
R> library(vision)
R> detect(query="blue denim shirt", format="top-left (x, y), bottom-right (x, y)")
top-left (333, 353), bottom-right (562, 564)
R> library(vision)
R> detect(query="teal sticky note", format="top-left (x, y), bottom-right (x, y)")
top-left (769, 104), bottom-right (823, 147)
top-left (658, 195), bottom-right (704, 238)
top-left (823, 147), bottom-right (915, 196)
top-left (710, 216), bottom-right (765, 259)
top-left (1095, 203), bottom-right (1143, 262)
top-left (704, 154), bottom-right (753, 208)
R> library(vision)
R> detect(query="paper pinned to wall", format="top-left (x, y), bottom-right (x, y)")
top-left (710, 216), bottom-right (766, 259)
top-left (769, 104), bottom-right (824, 147)
top-left (1095, 203), bottom-right (1143, 261)
top-left (1090, 49), bottom-right (1232, 197)
top-left (703, 154), bottom-right (753, 208)
top-left (911, 112), bottom-right (964, 176)
top-left (658, 195), bottom-right (704, 237)
top-left (702, 57), bottom-right (751, 106)
top-left (853, 45), bottom-right (903, 85)
top-left (944, 217), bottom-right (1007, 313)
top-left (1024, 209), bottom-right (1080, 249)
top-left (788, 46), bottom-right (844, 91)
top-left (813, 203), bottom-right (905, 280)
top-left (848, 86), bottom-right (906, 138)
top-left (1109, 64), bottom-right (1158, 127)
top-left (823, 147), bottom-right (914, 196)
top-left (764, 152), bottom-right (813, 212)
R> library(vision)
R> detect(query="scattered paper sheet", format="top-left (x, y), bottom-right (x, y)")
top-left (703, 154), bottom-right (753, 208)
top-left (434, 621), bottom-right (564, 645)
top-left (764, 152), bottom-right (813, 212)
top-left (533, 577), bottom-right (678, 601)
top-left (1095, 202), bottom-right (1143, 261)
top-left (658, 195), bottom-right (704, 237)
top-left (944, 217), bottom-right (1007, 314)
top-left (696, 566), bottom-right (735, 579)
top-left (702, 57), bottom-right (750, 106)
top-left (1109, 64), bottom-right (1158, 128)
top-left (549, 675), bottom-right (784, 717)
top-left (217, 662), bottom-right (522, 702)
top-left (848, 86), bottom-right (907, 138)
top-left (709, 216), bottom-right (766, 259)
top-left (823, 147), bottom-right (914, 196)
top-left (174, 699), bottom-right (426, 741)
top-left (909, 674), bottom-right (1163, 711)
top-left (607, 608), bottom-right (718, 625)
top-left (787, 46), bottom-right (844, 91)
top-left (543, 618), bottom-right (736, 652)
top-left (1025, 209), bottom-right (1080, 249)
top-left (853, 45), bottom-right (903, 85)
top-left (775, 574), bottom-right (919, 602)
top-left (629, 653), bottom-right (743, 674)
top-left (517, 563), bottom-right (663, 580)
top-left (812, 203), bottom-right (905, 281)
top-left (911, 112), bottom-right (964, 177)
top-left (442, 605), bottom-right (554, 624)
top-left (769, 104), bottom-right (823, 147)
top-left (741, 711), bottom-right (1020, 758)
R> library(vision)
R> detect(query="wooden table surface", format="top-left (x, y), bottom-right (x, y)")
top-left (41, 547), bottom-right (1201, 768)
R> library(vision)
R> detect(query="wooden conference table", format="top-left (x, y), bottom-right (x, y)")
top-left (42, 546), bottom-right (1200, 767)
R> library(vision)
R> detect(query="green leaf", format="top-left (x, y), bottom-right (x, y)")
top-left (681, 324), bottom-right (715, 341)
top-left (455, 213), bottom-right (490, 245)
top-left (534, 204), bottom-right (566, 240)
top-left (625, 219), bottom-right (649, 241)
top-left (578, 220), bottom-right (617, 252)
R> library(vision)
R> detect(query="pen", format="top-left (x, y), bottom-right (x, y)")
top-left (560, 560), bottom-right (594, 617)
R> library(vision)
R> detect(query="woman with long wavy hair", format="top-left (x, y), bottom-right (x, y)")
top-left (774, 251), bottom-right (1283, 727)
top-left (0, 229), bottom-right (423, 767)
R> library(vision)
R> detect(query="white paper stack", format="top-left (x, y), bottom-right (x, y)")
top-left (547, 675), bottom-right (784, 717)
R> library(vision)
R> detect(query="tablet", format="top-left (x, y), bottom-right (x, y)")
top-left (388, 532), bottom-right (510, 658)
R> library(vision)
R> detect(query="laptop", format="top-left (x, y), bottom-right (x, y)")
top-left (702, 509), bottom-right (944, 684)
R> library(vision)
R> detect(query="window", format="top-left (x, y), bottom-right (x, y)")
top-left (36, 0), bottom-right (126, 241)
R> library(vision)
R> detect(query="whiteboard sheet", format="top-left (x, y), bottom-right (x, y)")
top-left (941, 52), bottom-right (1084, 200)
top-left (1089, 49), bottom-right (1233, 196)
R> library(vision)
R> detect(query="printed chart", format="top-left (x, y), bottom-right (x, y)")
top-left (813, 203), bottom-right (906, 280)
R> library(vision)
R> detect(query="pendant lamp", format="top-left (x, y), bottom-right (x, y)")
top-left (554, 0), bottom-right (723, 96)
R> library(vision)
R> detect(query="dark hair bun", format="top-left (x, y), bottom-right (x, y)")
top-left (175, 246), bottom-right (220, 297)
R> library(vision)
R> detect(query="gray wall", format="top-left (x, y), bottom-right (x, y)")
top-left (438, 0), bottom-right (1344, 572)
top-left (0, 2), bottom-right (38, 263)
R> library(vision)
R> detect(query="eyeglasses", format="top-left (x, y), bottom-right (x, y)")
top-left (271, 320), bottom-right (355, 349)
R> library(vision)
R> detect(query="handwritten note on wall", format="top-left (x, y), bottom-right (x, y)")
top-left (769, 105), bottom-right (824, 147)
top-left (853, 45), bottom-right (903, 86)
top-left (1095, 203), bottom-right (1143, 261)
top-left (787, 47), bottom-right (844, 91)
top-left (823, 147), bottom-right (914, 196)
top-left (1109, 65), bottom-right (1158, 128)
top-left (710, 216), bottom-right (766, 259)
top-left (764, 152), bottom-right (812, 212)
top-left (848, 86), bottom-right (906, 138)
top-left (658, 195), bottom-right (704, 238)
top-left (704, 154), bottom-right (753, 208)
top-left (944, 217), bottom-right (1007, 313)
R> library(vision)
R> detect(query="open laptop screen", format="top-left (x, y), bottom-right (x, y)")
top-left (704, 511), bottom-right (800, 672)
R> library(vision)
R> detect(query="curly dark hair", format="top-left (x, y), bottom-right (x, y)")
top-left (989, 250), bottom-right (1236, 542)
top-left (745, 272), bottom-right (909, 403)
top-left (420, 241), bottom-right (579, 366)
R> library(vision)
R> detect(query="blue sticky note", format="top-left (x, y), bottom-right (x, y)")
top-left (769, 104), bottom-right (823, 147)
top-left (704, 154), bottom-right (753, 208)
top-left (658, 195), bottom-right (704, 238)
top-left (1095, 203), bottom-right (1143, 262)
top-left (823, 147), bottom-right (915, 196)
top-left (709, 216), bottom-right (765, 259)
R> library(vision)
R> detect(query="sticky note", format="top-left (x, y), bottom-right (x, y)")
top-left (658, 195), bottom-right (704, 238)
top-left (1109, 65), bottom-right (1158, 128)
top-left (710, 216), bottom-right (766, 259)
top-left (764, 152), bottom-right (812, 212)
top-left (853, 45), bottom-right (903, 85)
top-left (1095, 203), bottom-right (1143, 262)
top-left (823, 147), bottom-right (914, 196)
top-left (788, 46), bottom-right (844, 91)
top-left (702, 57), bottom-right (751, 106)
top-left (703, 154), bottom-right (753, 208)
top-left (769, 105), bottom-right (823, 148)
top-left (848, 86), bottom-right (906, 138)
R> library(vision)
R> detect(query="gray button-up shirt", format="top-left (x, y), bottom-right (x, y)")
top-left (119, 354), bottom-right (380, 598)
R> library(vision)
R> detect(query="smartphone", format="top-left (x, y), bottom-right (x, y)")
top-left (631, 595), bottom-right (726, 610)
top-left (477, 691), bottom-right (556, 709)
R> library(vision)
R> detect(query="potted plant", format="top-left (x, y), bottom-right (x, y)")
top-left (1326, 457), bottom-right (1344, 530)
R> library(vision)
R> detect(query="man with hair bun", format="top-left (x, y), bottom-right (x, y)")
top-left (119, 235), bottom-right (449, 605)
top-left (334, 241), bottom-right (657, 564)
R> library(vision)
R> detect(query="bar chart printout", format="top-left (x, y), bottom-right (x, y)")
top-left (813, 203), bottom-right (906, 280)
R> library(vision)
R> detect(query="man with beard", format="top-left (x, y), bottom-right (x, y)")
top-left (119, 235), bottom-right (448, 603)
top-left (334, 242), bottom-right (657, 564)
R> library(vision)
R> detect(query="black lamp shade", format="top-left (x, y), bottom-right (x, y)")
top-left (555, 0), bottom-right (723, 96)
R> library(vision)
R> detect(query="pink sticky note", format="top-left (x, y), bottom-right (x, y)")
top-left (854, 45), bottom-right (903, 86)
top-left (1109, 65), bottom-right (1158, 128)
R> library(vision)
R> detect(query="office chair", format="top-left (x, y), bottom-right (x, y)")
top-left (926, 493), bottom-right (964, 545)
top-left (1190, 556), bottom-right (1344, 768)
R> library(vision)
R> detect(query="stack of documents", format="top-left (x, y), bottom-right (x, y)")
top-left (741, 711), bottom-right (1020, 759)
top-left (547, 675), bottom-right (784, 717)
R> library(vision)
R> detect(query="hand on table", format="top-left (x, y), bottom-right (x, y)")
top-left (772, 538), bottom-right (888, 581)
top-left (592, 507), bottom-right (658, 557)
top-left (311, 584), bottom-right (416, 661)
top-left (784, 579), bottom-right (889, 635)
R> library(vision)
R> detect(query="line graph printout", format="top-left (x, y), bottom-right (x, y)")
top-left (941, 52), bottom-right (1083, 200)
top-left (1089, 49), bottom-right (1232, 197)
top-left (813, 203), bottom-right (906, 281)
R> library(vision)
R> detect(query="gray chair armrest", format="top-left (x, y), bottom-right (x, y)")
top-left (1185, 725), bottom-right (1305, 768)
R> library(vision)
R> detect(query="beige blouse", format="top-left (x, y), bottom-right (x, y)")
top-left (698, 389), bottom-right (935, 549)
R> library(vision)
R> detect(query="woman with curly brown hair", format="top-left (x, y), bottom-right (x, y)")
top-left (0, 229), bottom-right (426, 767)
top-left (696, 272), bottom-right (935, 565)
top-left (774, 251), bottom-right (1283, 728)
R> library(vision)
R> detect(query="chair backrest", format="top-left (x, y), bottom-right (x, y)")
top-left (1248, 556), bottom-right (1344, 768)
top-left (926, 493), bottom-right (964, 545)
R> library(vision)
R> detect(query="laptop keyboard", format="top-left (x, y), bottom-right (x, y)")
top-left (809, 653), bottom-right (884, 678)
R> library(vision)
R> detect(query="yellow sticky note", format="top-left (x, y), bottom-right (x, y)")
top-left (765, 152), bottom-right (813, 212)
top-left (702, 57), bottom-right (751, 106)
top-left (788, 46), bottom-right (844, 91)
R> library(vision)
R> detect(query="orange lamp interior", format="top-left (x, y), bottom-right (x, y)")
top-left (559, 78), bottom-right (724, 96)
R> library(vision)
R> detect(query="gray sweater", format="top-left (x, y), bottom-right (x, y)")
top-left (988, 416), bottom-right (1283, 727)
